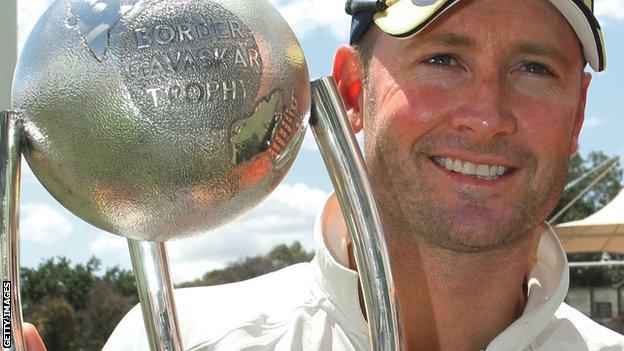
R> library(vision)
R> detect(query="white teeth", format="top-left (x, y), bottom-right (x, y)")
top-left (489, 165), bottom-right (498, 177)
top-left (453, 159), bottom-right (462, 172)
top-left (476, 164), bottom-right (490, 177)
top-left (445, 157), bottom-right (454, 171)
top-left (497, 166), bottom-right (506, 176)
top-left (432, 157), bottom-right (510, 180)
top-left (462, 162), bottom-right (476, 175)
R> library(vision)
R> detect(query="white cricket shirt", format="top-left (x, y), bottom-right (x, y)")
top-left (103, 195), bottom-right (624, 350)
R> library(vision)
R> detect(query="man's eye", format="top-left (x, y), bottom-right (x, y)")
top-left (522, 62), bottom-right (553, 76)
top-left (425, 54), bottom-right (456, 66)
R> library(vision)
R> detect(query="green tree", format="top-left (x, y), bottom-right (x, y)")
top-left (77, 281), bottom-right (138, 351)
top-left (21, 256), bottom-right (100, 312)
top-left (102, 266), bottom-right (139, 298)
top-left (551, 151), bottom-right (622, 224)
top-left (21, 257), bottom-right (138, 350)
top-left (28, 297), bottom-right (77, 351)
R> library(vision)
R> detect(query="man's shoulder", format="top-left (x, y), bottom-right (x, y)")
top-left (103, 261), bottom-right (319, 350)
top-left (539, 302), bottom-right (624, 350)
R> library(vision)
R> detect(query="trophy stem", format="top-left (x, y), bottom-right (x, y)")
top-left (0, 111), bottom-right (25, 351)
top-left (309, 77), bottom-right (401, 351)
top-left (128, 239), bottom-right (183, 351)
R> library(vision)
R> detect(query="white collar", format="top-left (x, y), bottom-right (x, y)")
top-left (311, 194), bottom-right (570, 350)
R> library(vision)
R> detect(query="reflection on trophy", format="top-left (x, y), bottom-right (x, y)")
top-left (2, 0), bottom-right (399, 350)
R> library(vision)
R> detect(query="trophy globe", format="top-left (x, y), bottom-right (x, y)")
top-left (12, 0), bottom-right (310, 241)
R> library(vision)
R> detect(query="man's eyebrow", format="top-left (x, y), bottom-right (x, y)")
top-left (421, 33), bottom-right (477, 48)
top-left (414, 34), bottom-right (573, 67)
top-left (514, 42), bottom-right (570, 65)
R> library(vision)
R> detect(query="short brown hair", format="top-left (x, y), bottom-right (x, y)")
top-left (354, 25), bottom-right (380, 72)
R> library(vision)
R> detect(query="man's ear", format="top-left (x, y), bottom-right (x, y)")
top-left (333, 45), bottom-right (365, 134)
top-left (570, 72), bottom-right (592, 155)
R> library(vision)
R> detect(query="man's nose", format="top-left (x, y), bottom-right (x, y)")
top-left (449, 75), bottom-right (516, 143)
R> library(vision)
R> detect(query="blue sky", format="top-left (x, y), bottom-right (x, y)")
top-left (13, 0), bottom-right (624, 283)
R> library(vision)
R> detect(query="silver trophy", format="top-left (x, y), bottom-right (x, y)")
top-left (1, 0), bottom-right (400, 350)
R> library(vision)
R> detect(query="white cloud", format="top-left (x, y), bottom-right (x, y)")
top-left (167, 183), bottom-right (328, 283)
top-left (595, 0), bottom-right (624, 22)
top-left (585, 116), bottom-right (605, 127)
top-left (270, 0), bottom-right (350, 40)
top-left (90, 230), bottom-right (128, 257)
top-left (17, 0), bottom-right (54, 51)
top-left (20, 202), bottom-right (73, 243)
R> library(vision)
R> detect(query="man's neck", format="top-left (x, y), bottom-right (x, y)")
top-left (394, 233), bottom-right (535, 351)
top-left (349, 223), bottom-right (540, 351)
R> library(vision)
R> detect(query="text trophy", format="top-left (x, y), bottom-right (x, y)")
top-left (1, 0), bottom-right (400, 350)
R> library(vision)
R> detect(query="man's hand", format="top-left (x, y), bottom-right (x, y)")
top-left (23, 323), bottom-right (46, 351)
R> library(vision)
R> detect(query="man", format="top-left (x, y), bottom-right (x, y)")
top-left (25, 0), bottom-right (624, 350)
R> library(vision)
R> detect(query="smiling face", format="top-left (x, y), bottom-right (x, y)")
top-left (350, 0), bottom-right (591, 252)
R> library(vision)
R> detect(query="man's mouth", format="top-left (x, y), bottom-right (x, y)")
top-left (431, 156), bottom-right (513, 181)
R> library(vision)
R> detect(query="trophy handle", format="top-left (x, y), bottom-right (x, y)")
top-left (128, 239), bottom-right (183, 351)
top-left (0, 111), bottom-right (25, 351)
top-left (310, 77), bottom-right (401, 351)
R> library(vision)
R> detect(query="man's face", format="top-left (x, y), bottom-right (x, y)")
top-left (360, 0), bottom-right (590, 252)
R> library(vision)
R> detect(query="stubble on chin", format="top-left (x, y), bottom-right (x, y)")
top-left (365, 115), bottom-right (569, 254)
